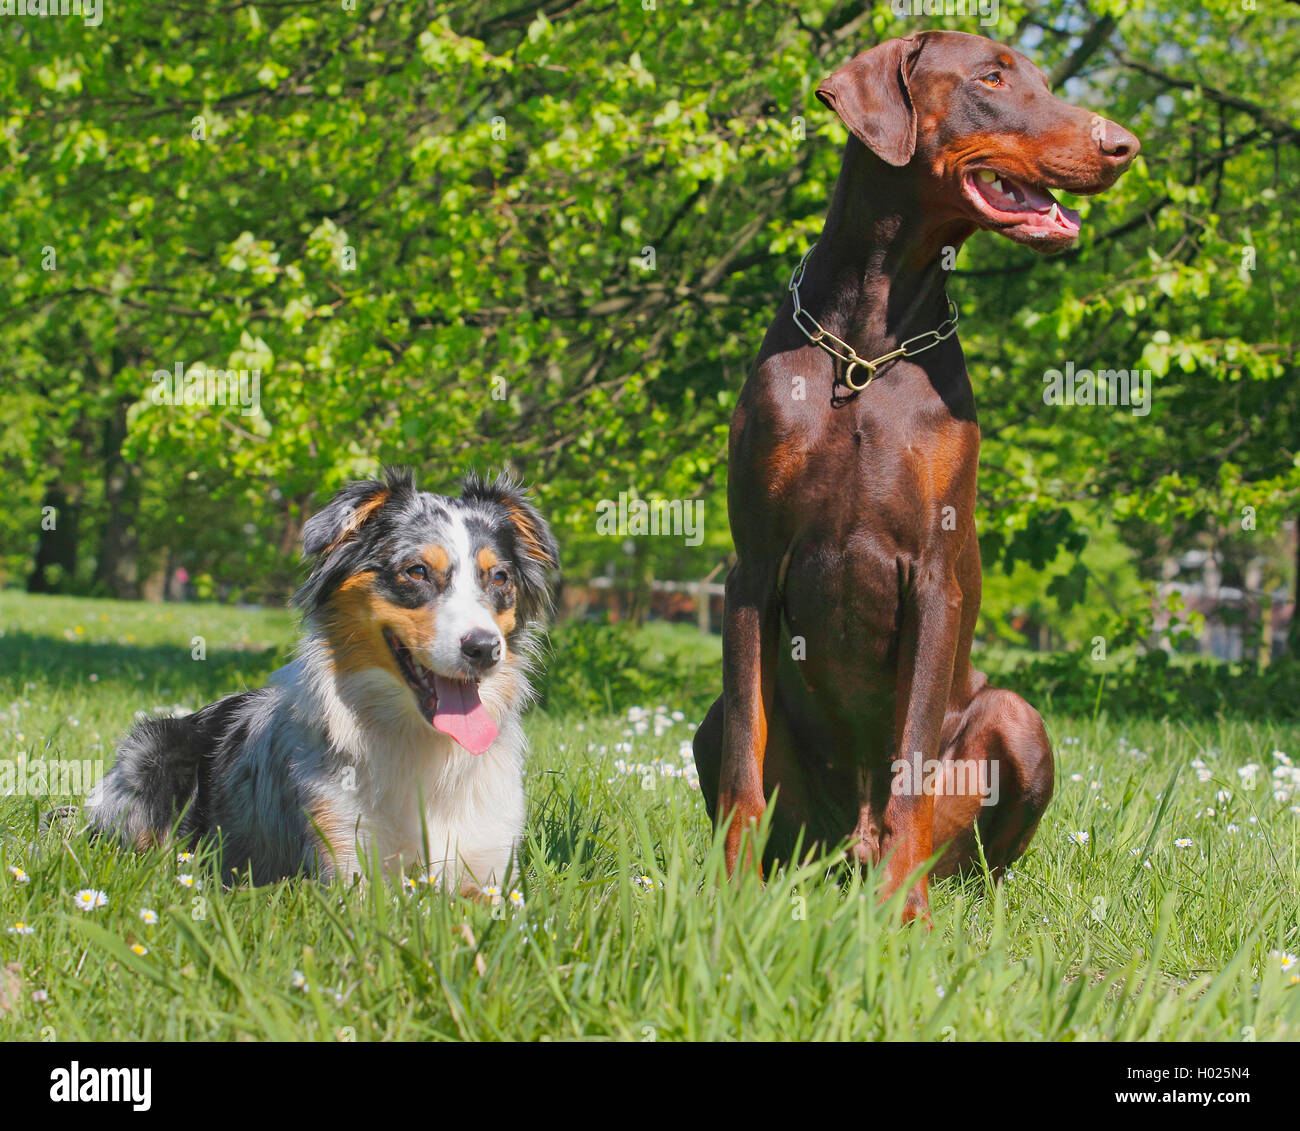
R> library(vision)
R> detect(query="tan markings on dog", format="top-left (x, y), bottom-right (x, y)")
top-left (424, 545), bottom-right (450, 576)
top-left (323, 488), bottom-right (390, 555)
top-left (134, 828), bottom-right (161, 851)
top-left (475, 547), bottom-right (517, 636)
top-left (903, 421), bottom-right (968, 506)
top-left (945, 125), bottom-right (1108, 189)
top-left (309, 800), bottom-right (354, 866)
top-left (764, 443), bottom-right (807, 501)
top-left (325, 571), bottom-right (437, 679)
top-left (506, 503), bottom-right (555, 565)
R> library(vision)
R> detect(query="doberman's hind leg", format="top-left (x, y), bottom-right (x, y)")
top-left (931, 685), bottom-right (1054, 879)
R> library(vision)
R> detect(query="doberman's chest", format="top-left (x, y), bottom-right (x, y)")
top-left (748, 393), bottom-right (980, 538)
top-left (745, 391), bottom-right (980, 697)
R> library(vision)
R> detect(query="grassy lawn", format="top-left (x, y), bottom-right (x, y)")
top-left (1, 591), bottom-right (1298, 1041)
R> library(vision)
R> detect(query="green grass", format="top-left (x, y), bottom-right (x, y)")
top-left (1, 591), bottom-right (1298, 1040)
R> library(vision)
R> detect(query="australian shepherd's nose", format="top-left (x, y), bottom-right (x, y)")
top-left (87, 468), bottom-right (559, 893)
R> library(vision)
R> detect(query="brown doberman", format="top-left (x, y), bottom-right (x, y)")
top-left (693, 31), bottom-right (1139, 922)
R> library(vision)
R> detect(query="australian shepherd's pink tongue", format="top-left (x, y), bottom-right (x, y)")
top-left (430, 675), bottom-right (498, 755)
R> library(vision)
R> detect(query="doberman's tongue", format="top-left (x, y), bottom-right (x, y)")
top-left (1014, 179), bottom-right (1060, 212)
top-left (431, 675), bottom-right (497, 755)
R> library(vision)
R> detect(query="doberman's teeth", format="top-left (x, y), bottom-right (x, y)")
top-left (991, 179), bottom-right (1004, 194)
top-left (978, 170), bottom-right (996, 184)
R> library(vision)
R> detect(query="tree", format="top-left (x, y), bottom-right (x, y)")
top-left (0, 0), bottom-right (1294, 651)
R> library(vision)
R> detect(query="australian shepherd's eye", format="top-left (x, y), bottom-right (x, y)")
top-left (488, 565), bottom-right (511, 589)
top-left (406, 564), bottom-right (429, 581)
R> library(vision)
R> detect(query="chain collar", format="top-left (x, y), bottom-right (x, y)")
top-left (788, 244), bottom-right (959, 392)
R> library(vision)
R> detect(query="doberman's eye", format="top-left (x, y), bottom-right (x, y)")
top-left (406, 564), bottom-right (428, 582)
top-left (979, 73), bottom-right (1003, 88)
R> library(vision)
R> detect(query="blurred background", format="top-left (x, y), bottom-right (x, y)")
top-left (1, 0), bottom-right (1296, 715)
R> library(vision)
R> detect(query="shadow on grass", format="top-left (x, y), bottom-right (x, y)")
top-left (0, 631), bottom-right (292, 701)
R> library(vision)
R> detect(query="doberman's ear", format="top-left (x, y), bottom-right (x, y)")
top-left (816, 36), bottom-right (926, 167)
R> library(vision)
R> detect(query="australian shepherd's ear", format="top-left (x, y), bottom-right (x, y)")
top-left (301, 467), bottom-right (414, 557)
top-left (460, 471), bottom-right (560, 623)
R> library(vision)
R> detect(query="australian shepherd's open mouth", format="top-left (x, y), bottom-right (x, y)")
top-left (962, 168), bottom-right (1082, 241)
top-left (383, 629), bottom-right (499, 755)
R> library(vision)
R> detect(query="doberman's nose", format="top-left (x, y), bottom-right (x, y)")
top-left (1097, 119), bottom-right (1140, 168)
top-left (460, 629), bottom-right (502, 672)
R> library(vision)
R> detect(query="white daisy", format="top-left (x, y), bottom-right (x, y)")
top-left (73, 888), bottom-right (108, 911)
top-left (7, 864), bottom-right (30, 884)
top-left (139, 908), bottom-right (159, 925)
top-left (1068, 830), bottom-right (1090, 845)
top-left (6, 922), bottom-right (33, 936)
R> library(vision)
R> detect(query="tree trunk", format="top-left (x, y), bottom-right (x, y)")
top-left (26, 483), bottom-right (82, 593)
top-left (1291, 517), bottom-right (1300, 659)
top-left (93, 397), bottom-right (143, 599)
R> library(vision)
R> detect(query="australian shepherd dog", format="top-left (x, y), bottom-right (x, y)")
top-left (87, 468), bottom-right (559, 893)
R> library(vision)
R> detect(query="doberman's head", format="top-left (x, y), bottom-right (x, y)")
top-left (817, 30), bottom-right (1139, 251)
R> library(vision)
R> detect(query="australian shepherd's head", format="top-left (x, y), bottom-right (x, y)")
top-left (293, 468), bottom-right (559, 756)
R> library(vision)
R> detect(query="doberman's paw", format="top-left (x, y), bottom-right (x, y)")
top-left (900, 891), bottom-right (934, 930)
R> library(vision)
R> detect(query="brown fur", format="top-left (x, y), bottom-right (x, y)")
top-left (695, 31), bottom-right (1137, 925)
top-left (324, 572), bottom-right (436, 678)
top-left (323, 489), bottom-right (390, 556)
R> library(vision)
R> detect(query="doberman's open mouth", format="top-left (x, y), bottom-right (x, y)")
top-left (963, 169), bottom-right (1082, 242)
top-left (383, 630), bottom-right (498, 755)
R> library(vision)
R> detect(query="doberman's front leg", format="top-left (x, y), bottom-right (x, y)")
top-left (717, 560), bottom-right (781, 877)
top-left (881, 567), bottom-right (963, 923)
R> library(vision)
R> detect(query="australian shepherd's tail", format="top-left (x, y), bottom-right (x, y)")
top-left (87, 693), bottom-right (259, 852)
